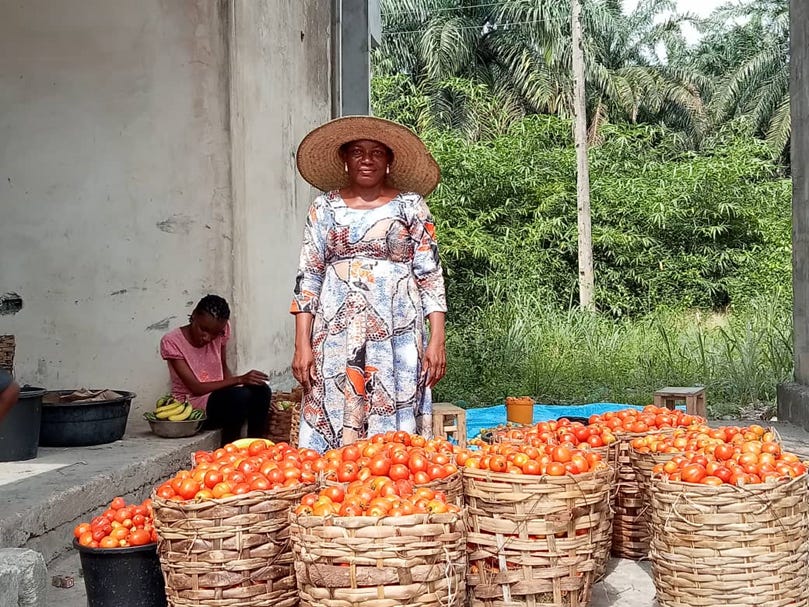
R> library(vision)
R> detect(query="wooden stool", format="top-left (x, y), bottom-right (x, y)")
top-left (432, 402), bottom-right (467, 448)
top-left (653, 387), bottom-right (707, 419)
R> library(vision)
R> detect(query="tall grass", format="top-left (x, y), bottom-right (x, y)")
top-left (436, 294), bottom-right (793, 418)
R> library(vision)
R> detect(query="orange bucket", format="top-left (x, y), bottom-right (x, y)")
top-left (505, 397), bottom-right (535, 425)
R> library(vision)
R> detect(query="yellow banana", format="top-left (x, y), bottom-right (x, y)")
top-left (169, 404), bottom-right (193, 421)
top-left (155, 403), bottom-right (184, 419)
top-left (155, 395), bottom-right (171, 408)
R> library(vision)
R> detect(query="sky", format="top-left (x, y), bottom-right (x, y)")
top-left (623, 0), bottom-right (729, 45)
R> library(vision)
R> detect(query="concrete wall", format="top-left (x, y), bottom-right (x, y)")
top-left (780, 0), bottom-right (809, 426)
top-left (229, 1), bottom-right (331, 387)
top-left (0, 0), bottom-right (333, 412)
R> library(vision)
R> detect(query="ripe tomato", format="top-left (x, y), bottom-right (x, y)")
top-left (177, 479), bottom-right (201, 501)
top-left (342, 445), bottom-right (361, 462)
top-left (337, 462), bottom-right (358, 483)
top-left (680, 463), bottom-right (707, 484)
top-left (408, 453), bottom-right (428, 473)
top-left (389, 464), bottom-right (410, 481)
top-left (488, 456), bottom-right (507, 473)
top-left (323, 485), bottom-right (346, 503)
top-left (99, 536), bottom-right (119, 549)
top-left (368, 456), bottom-right (391, 476)
top-left (551, 447), bottom-right (572, 464)
top-left (110, 497), bottom-right (126, 510)
top-left (128, 529), bottom-right (152, 546)
top-left (546, 462), bottom-right (566, 476)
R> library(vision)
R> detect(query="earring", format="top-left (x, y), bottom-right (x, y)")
top-left (344, 162), bottom-right (348, 173)
top-left (386, 165), bottom-right (391, 175)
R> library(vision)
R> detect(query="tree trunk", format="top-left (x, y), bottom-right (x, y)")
top-left (571, 0), bottom-right (595, 310)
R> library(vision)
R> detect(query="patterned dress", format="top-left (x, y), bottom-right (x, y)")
top-left (290, 191), bottom-right (447, 452)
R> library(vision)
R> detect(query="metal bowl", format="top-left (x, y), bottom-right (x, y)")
top-left (145, 416), bottom-right (205, 438)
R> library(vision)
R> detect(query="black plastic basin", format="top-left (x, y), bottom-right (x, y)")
top-left (0, 386), bottom-right (46, 461)
top-left (74, 539), bottom-right (167, 607)
top-left (39, 390), bottom-right (135, 447)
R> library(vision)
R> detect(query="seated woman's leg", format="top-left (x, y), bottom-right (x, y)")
top-left (205, 384), bottom-right (271, 444)
top-left (243, 383), bottom-right (271, 438)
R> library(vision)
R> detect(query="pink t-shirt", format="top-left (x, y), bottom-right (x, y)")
top-left (159, 322), bottom-right (231, 410)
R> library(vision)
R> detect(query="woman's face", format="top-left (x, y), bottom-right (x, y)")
top-left (342, 140), bottom-right (391, 188)
top-left (189, 311), bottom-right (227, 347)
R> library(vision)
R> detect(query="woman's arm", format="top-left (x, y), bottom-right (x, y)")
top-left (221, 345), bottom-right (234, 379)
top-left (292, 312), bottom-right (316, 390)
top-left (168, 358), bottom-right (242, 396)
top-left (423, 312), bottom-right (447, 387)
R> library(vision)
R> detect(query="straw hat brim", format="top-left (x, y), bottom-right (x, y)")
top-left (296, 116), bottom-right (440, 197)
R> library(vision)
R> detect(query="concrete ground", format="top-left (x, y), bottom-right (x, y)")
top-left (10, 419), bottom-right (809, 606)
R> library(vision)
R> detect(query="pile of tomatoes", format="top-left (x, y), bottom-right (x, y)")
top-left (491, 418), bottom-right (618, 449)
top-left (457, 442), bottom-right (606, 476)
top-left (320, 431), bottom-right (458, 485)
top-left (155, 441), bottom-right (319, 501)
top-left (74, 497), bottom-right (156, 549)
top-left (631, 424), bottom-right (778, 455)
top-left (588, 405), bottom-right (703, 435)
top-left (295, 477), bottom-right (459, 517)
top-left (651, 424), bottom-right (808, 485)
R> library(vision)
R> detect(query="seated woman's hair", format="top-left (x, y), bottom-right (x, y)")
top-left (195, 294), bottom-right (230, 321)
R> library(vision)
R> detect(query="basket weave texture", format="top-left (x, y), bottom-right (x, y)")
top-left (266, 389), bottom-right (303, 445)
top-left (609, 429), bottom-right (674, 559)
top-left (153, 482), bottom-right (315, 607)
top-left (627, 447), bottom-right (685, 547)
top-left (649, 474), bottom-right (809, 607)
top-left (463, 466), bottom-right (613, 607)
top-left (290, 511), bottom-right (467, 607)
top-left (0, 335), bottom-right (14, 372)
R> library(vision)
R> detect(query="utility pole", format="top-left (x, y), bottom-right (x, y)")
top-left (571, 0), bottom-right (595, 310)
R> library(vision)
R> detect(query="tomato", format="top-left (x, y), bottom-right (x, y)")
top-left (551, 447), bottom-right (572, 464)
top-left (128, 529), bottom-right (152, 546)
top-left (99, 536), bottom-right (119, 549)
top-left (337, 462), bottom-right (358, 483)
top-left (110, 497), bottom-right (126, 510)
top-left (488, 456), bottom-right (507, 473)
top-left (389, 464), bottom-right (410, 481)
top-left (368, 456), bottom-right (391, 476)
top-left (323, 485), bottom-right (346, 503)
top-left (177, 479), bottom-right (201, 501)
top-left (546, 462), bottom-right (566, 476)
top-left (680, 463), bottom-right (707, 484)
top-left (408, 453), bottom-right (428, 473)
top-left (342, 445), bottom-right (361, 462)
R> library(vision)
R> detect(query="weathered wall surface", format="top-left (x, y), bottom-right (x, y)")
top-left (0, 1), bottom-right (229, 412)
top-left (229, 1), bottom-right (332, 387)
top-left (0, 0), bottom-right (332, 413)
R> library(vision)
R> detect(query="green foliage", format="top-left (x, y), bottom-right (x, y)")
top-left (414, 115), bottom-right (791, 317)
top-left (435, 294), bottom-right (793, 417)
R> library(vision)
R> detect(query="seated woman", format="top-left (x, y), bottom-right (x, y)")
top-left (160, 294), bottom-right (271, 444)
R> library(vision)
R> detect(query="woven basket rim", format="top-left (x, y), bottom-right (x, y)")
top-left (650, 471), bottom-right (807, 494)
top-left (462, 465), bottom-right (612, 485)
top-left (290, 510), bottom-right (463, 525)
top-left (152, 481), bottom-right (317, 511)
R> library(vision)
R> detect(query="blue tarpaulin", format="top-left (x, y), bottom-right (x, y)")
top-left (463, 402), bottom-right (683, 442)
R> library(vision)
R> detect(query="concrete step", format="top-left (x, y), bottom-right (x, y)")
top-left (0, 419), bottom-right (219, 565)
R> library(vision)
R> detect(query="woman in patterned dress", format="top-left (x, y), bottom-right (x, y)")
top-left (290, 116), bottom-right (446, 452)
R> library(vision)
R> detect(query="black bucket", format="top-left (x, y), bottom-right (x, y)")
top-left (74, 539), bottom-right (167, 607)
top-left (40, 390), bottom-right (134, 447)
top-left (0, 386), bottom-right (46, 462)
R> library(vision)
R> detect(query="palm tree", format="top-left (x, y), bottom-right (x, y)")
top-left (699, 0), bottom-right (790, 156)
top-left (374, 0), bottom-right (707, 142)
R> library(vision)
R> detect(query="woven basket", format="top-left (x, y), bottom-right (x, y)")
top-left (265, 389), bottom-right (303, 445)
top-left (0, 335), bottom-right (14, 372)
top-left (290, 511), bottom-right (467, 607)
top-left (608, 428), bottom-right (675, 559)
top-left (425, 471), bottom-right (464, 507)
top-left (463, 466), bottom-right (613, 607)
top-left (153, 482), bottom-right (316, 607)
top-left (649, 474), bottom-right (809, 607)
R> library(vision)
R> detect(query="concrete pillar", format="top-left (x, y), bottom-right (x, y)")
top-left (338, 0), bottom-right (379, 116)
top-left (0, 549), bottom-right (47, 607)
top-left (228, 1), bottom-right (332, 387)
top-left (779, 0), bottom-right (809, 427)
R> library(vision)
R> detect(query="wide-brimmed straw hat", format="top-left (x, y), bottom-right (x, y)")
top-left (296, 116), bottom-right (441, 197)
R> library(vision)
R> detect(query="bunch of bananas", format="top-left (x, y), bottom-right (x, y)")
top-left (144, 395), bottom-right (204, 422)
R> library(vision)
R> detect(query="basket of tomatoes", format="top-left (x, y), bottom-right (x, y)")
top-left (648, 435), bottom-right (809, 607)
top-left (590, 406), bottom-right (704, 560)
top-left (73, 497), bottom-right (166, 607)
top-left (459, 442), bottom-right (613, 607)
top-left (320, 431), bottom-right (464, 507)
top-left (151, 440), bottom-right (319, 607)
top-left (289, 477), bottom-right (466, 607)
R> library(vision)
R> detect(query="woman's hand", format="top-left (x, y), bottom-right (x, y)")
top-left (292, 344), bottom-right (316, 391)
top-left (239, 369), bottom-right (269, 386)
top-left (422, 339), bottom-right (446, 388)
